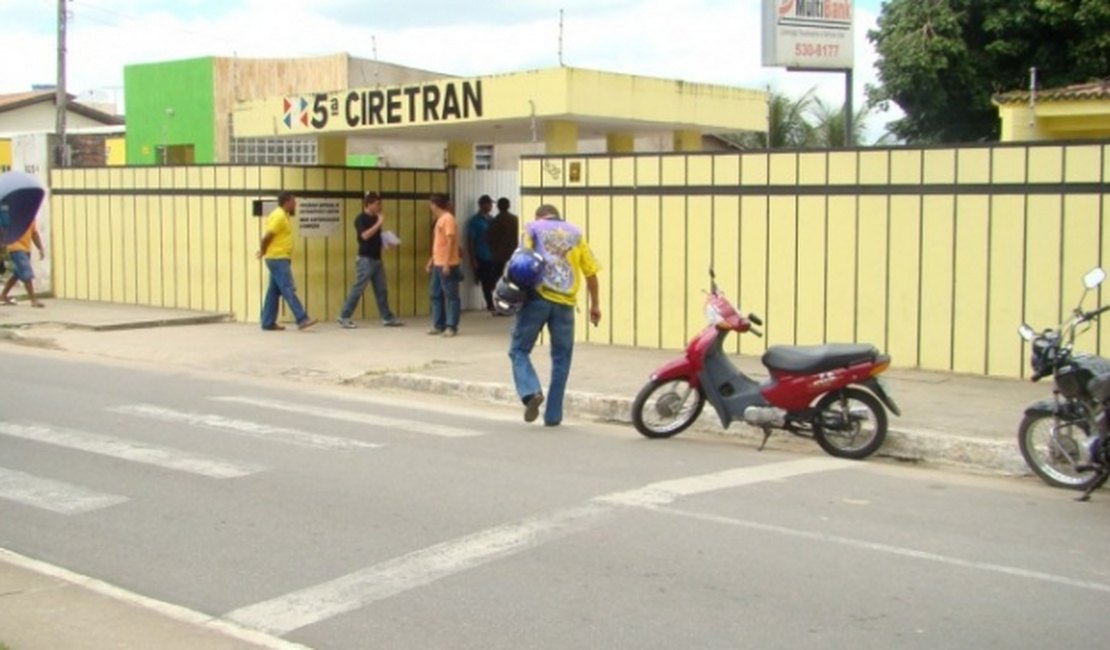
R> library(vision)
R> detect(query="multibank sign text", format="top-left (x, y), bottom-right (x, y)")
top-left (762, 0), bottom-right (854, 69)
top-left (283, 80), bottom-right (483, 131)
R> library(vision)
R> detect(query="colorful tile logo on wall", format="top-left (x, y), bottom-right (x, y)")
top-left (282, 97), bottom-right (310, 129)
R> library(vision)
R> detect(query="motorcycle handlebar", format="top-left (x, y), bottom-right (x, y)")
top-left (1084, 305), bottom-right (1110, 321)
top-left (748, 326), bottom-right (763, 338)
top-left (748, 313), bottom-right (763, 326)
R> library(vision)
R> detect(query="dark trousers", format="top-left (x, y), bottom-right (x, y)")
top-left (476, 259), bottom-right (500, 310)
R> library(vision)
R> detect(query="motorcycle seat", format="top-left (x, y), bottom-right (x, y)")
top-left (762, 344), bottom-right (879, 373)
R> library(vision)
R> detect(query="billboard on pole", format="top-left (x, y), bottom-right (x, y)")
top-left (762, 0), bottom-right (854, 69)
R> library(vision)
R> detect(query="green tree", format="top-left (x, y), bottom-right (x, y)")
top-left (867, 0), bottom-right (1110, 143)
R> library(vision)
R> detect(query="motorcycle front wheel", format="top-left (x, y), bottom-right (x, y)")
top-left (631, 378), bottom-right (705, 438)
top-left (1017, 413), bottom-right (1108, 491)
top-left (812, 387), bottom-right (887, 459)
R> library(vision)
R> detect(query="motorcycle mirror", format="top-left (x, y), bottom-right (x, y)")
top-left (1083, 267), bottom-right (1106, 290)
top-left (1018, 324), bottom-right (1036, 341)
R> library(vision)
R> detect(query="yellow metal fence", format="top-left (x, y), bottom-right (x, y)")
top-left (520, 142), bottom-right (1110, 379)
top-left (50, 165), bottom-right (448, 325)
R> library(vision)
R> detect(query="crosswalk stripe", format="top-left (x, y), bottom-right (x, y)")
top-left (213, 396), bottom-right (486, 438)
top-left (0, 422), bottom-right (265, 479)
top-left (224, 458), bottom-right (852, 634)
top-left (107, 405), bottom-right (383, 450)
top-left (0, 466), bottom-right (128, 514)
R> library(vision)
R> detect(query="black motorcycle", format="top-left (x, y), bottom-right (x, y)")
top-left (1017, 267), bottom-right (1110, 500)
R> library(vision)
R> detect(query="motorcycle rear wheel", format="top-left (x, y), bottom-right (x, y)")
top-left (631, 378), bottom-right (705, 439)
top-left (812, 387), bottom-right (887, 459)
top-left (1017, 413), bottom-right (1108, 491)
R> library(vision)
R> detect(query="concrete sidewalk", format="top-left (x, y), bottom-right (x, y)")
top-left (0, 297), bottom-right (1050, 650)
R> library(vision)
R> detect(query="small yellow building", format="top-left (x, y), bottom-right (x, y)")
top-left (994, 78), bottom-right (1110, 141)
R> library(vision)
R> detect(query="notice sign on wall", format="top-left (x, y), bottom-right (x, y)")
top-left (296, 198), bottom-right (342, 237)
top-left (762, 0), bottom-right (854, 69)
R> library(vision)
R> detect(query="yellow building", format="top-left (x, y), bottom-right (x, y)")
top-left (994, 78), bottom-right (1110, 141)
top-left (231, 66), bottom-right (769, 166)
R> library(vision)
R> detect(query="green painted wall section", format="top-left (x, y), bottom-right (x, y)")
top-left (124, 58), bottom-right (216, 165)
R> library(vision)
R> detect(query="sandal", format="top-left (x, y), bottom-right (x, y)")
top-left (0, 298), bottom-right (15, 306)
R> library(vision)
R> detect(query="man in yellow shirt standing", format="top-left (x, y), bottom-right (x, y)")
top-left (424, 193), bottom-right (462, 337)
top-left (257, 191), bottom-right (317, 331)
top-left (0, 222), bottom-right (46, 307)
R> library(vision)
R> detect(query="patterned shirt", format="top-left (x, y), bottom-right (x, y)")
top-left (524, 218), bottom-right (600, 306)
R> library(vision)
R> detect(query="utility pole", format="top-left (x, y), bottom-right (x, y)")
top-left (55, 0), bottom-right (69, 167)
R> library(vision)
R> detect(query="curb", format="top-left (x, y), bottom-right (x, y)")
top-left (357, 372), bottom-right (1029, 477)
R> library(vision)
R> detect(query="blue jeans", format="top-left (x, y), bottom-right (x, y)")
top-left (339, 256), bottom-right (395, 322)
top-left (261, 258), bottom-right (309, 328)
top-left (509, 296), bottom-right (575, 425)
top-left (430, 265), bottom-right (462, 331)
top-left (8, 251), bottom-right (34, 282)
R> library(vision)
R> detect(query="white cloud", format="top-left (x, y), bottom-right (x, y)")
top-left (2, 0), bottom-right (901, 142)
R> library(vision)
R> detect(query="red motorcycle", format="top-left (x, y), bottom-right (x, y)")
top-left (631, 270), bottom-right (900, 459)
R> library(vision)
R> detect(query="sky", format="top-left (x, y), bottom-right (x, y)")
top-left (1, 0), bottom-right (900, 142)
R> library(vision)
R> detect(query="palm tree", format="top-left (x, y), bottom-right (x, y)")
top-left (720, 88), bottom-right (819, 149)
top-left (809, 97), bottom-right (873, 147)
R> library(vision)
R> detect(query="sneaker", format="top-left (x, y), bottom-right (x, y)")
top-left (383, 319), bottom-right (405, 327)
top-left (261, 324), bottom-right (286, 331)
top-left (524, 393), bottom-right (544, 423)
top-left (427, 328), bottom-right (445, 335)
top-left (297, 318), bottom-right (318, 331)
top-left (337, 318), bottom-right (357, 329)
top-left (442, 328), bottom-right (457, 338)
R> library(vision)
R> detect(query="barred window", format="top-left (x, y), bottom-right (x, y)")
top-left (475, 144), bottom-right (493, 170)
top-left (229, 137), bottom-right (317, 164)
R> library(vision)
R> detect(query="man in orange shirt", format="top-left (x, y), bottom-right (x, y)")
top-left (424, 193), bottom-right (462, 337)
top-left (0, 223), bottom-right (46, 307)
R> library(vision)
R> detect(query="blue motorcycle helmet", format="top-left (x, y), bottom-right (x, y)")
top-left (492, 276), bottom-right (527, 315)
top-left (505, 247), bottom-right (546, 289)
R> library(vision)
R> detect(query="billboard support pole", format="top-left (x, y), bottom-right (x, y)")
top-left (844, 67), bottom-right (853, 146)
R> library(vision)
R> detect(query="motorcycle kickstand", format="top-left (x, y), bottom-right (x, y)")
top-left (757, 427), bottom-right (772, 451)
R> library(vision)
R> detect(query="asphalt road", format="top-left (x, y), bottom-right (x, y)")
top-left (2, 347), bottom-right (1110, 649)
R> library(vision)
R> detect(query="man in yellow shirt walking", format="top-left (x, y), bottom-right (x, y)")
top-left (509, 204), bottom-right (601, 426)
top-left (257, 192), bottom-right (317, 331)
top-left (0, 223), bottom-right (46, 307)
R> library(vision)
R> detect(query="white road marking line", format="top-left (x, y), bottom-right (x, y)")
top-left (214, 396), bottom-right (486, 438)
top-left (594, 456), bottom-right (855, 507)
top-left (108, 404), bottom-right (382, 450)
top-left (223, 458), bottom-right (851, 635)
top-left (300, 387), bottom-right (521, 423)
top-left (652, 504), bottom-right (1110, 595)
top-left (0, 422), bottom-right (265, 479)
top-left (0, 547), bottom-right (313, 650)
top-left (224, 503), bottom-right (609, 635)
top-left (0, 467), bottom-right (128, 514)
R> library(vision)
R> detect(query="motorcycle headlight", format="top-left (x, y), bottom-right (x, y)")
top-left (1030, 338), bottom-right (1056, 374)
top-left (705, 303), bottom-right (725, 328)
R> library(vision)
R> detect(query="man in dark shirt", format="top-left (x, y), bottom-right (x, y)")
top-left (337, 192), bottom-right (404, 328)
top-left (487, 197), bottom-right (520, 282)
